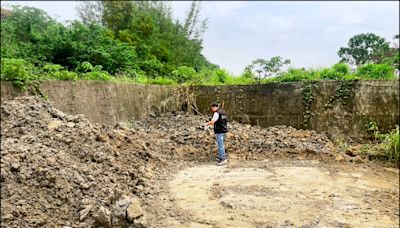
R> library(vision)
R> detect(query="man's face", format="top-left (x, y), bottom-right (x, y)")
top-left (211, 106), bottom-right (218, 112)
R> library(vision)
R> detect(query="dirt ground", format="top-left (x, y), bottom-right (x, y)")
top-left (145, 159), bottom-right (399, 228)
top-left (1, 97), bottom-right (399, 228)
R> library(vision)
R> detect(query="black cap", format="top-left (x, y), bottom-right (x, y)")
top-left (210, 102), bottom-right (219, 107)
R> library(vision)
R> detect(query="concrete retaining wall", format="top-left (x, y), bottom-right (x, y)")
top-left (192, 80), bottom-right (399, 139)
top-left (1, 80), bottom-right (399, 138)
top-left (1, 81), bottom-right (177, 125)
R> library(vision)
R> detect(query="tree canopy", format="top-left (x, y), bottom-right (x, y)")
top-left (1, 4), bottom-right (397, 87)
top-left (247, 56), bottom-right (291, 82)
top-left (338, 33), bottom-right (390, 66)
top-left (1, 2), bottom-right (217, 79)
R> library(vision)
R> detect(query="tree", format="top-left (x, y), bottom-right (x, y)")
top-left (76, 1), bottom-right (214, 75)
top-left (59, 21), bottom-right (139, 74)
top-left (338, 33), bottom-right (390, 66)
top-left (102, 1), bottom-right (135, 34)
top-left (382, 34), bottom-right (399, 71)
top-left (262, 56), bottom-right (291, 77)
top-left (0, 5), bottom-right (65, 63)
top-left (247, 56), bottom-right (291, 82)
top-left (3, 3), bottom-right (216, 82)
top-left (242, 66), bottom-right (255, 79)
top-left (76, 1), bottom-right (103, 25)
top-left (248, 58), bottom-right (265, 82)
top-left (171, 66), bottom-right (196, 84)
top-left (182, 1), bottom-right (208, 41)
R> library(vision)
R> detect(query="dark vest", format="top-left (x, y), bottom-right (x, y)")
top-left (214, 108), bottom-right (228, 134)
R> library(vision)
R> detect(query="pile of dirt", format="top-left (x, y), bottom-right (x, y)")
top-left (1, 96), bottom-right (337, 227)
top-left (131, 112), bottom-right (336, 162)
top-left (1, 97), bottom-right (169, 227)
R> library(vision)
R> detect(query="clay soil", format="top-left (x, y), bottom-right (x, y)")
top-left (1, 97), bottom-right (399, 228)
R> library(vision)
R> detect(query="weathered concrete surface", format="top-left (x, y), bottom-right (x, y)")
top-left (1, 80), bottom-right (399, 139)
top-left (1, 81), bottom-right (177, 125)
top-left (192, 80), bottom-right (400, 139)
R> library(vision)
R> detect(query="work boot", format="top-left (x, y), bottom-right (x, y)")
top-left (216, 159), bottom-right (227, 166)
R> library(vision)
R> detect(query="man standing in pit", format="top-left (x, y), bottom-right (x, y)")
top-left (207, 102), bottom-right (228, 165)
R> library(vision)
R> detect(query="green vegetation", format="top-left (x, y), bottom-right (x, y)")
top-left (0, 58), bottom-right (34, 89)
top-left (246, 56), bottom-right (291, 82)
top-left (338, 33), bottom-right (390, 66)
top-left (262, 61), bottom-right (396, 84)
top-left (379, 126), bottom-right (400, 164)
top-left (1, 4), bottom-right (398, 88)
top-left (365, 121), bottom-right (400, 166)
top-left (302, 82), bottom-right (317, 128)
top-left (356, 64), bottom-right (395, 79)
top-left (0, 3), bottom-right (215, 86)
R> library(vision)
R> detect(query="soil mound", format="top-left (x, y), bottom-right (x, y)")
top-left (1, 97), bottom-right (165, 227)
top-left (132, 112), bottom-right (336, 161)
top-left (1, 96), bottom-right (336, 227)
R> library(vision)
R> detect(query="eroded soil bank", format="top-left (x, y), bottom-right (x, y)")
top-left (1, 97), bottom-right (398, 227)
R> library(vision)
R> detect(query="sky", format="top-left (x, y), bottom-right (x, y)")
top-left (2, 1), bottom-right (399, 75)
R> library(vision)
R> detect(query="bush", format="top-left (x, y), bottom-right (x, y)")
top-left (319, 63), bottom-right (350, 80)
top-left (77, 61), bottom-right (94, 72)
top-left (171, 66), bottom-right (196, 84)
top-left (147, 77), bottom-right (176, 85)
top-left (81, 71), bottom-right (112, 81)
top-left (319, 68), bottom-right (339, 80)
top-left (191, 69), bottom-right (214, 85)
top-left (379, 125), bottom-right (400, 165)
top-left (0, 58), bottom-right (35, 88)
top-left (117, 68), bottom-right (145, 79)
top-left (188, 72), bottom-right (205, 85)
top-left (216, 69), bottom-right (229, 83)
top-left (271, 68), bottom-right (318, 82)
top-left (342, 74), bottom-right (360, 80)
top-left (241, 69), bottom-right (256, 79)
top-left (270, 64), bottom-right (356, 83)
top-left (133, 74), bottom-right (149, 84)
top-left (366, 121), bottom-right (400, 166)
top-left (41, 63), bottom-right (78, 81)
top-left (58, 71), bottom-right (79, 81)
top-left (356, 64), bottom-right (395, 79)
top-left (139, 59), bottom-right (164, 78)
top-left (332, 63), bottom-right (351, 75)
top-left (225, 76), bottom-right (255, 85)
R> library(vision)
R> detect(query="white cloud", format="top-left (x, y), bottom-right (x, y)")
top-left (171, 1), bottom-right (192, 22)
top-left (201, 1), bottom-right (399, 74)
top-left (239, 12), bottom-right (304, 35)
top-left (203, 1), bottom-right (249, 18)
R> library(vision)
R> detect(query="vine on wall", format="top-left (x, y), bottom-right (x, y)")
top-left (302, 82), bottom-right (317, 129)
top-left (324, 80), bottom-right (359, 111)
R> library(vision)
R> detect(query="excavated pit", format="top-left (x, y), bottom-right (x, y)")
top-left (1, 96), bottom-right (399, 227)
top-left (163, 161), bottom-right (398, 227)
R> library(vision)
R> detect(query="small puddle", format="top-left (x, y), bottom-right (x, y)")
top-left (169, 163), bottom-right (399, 227)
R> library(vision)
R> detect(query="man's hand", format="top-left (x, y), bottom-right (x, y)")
top-left (206, 120), bottom-right (215, 126)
